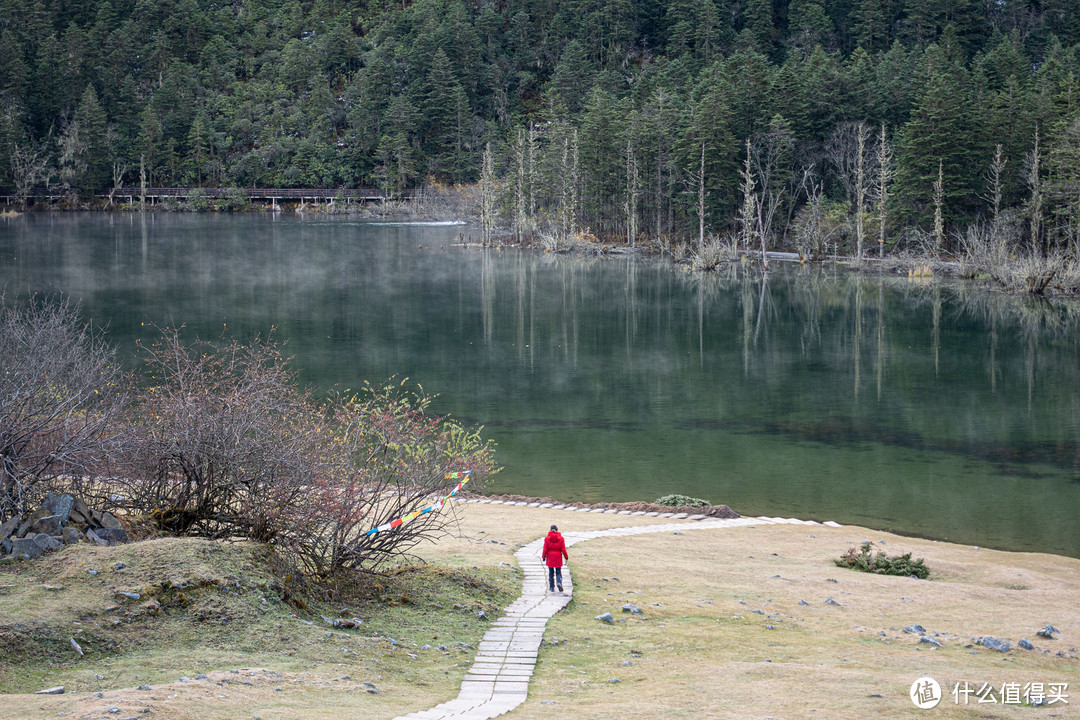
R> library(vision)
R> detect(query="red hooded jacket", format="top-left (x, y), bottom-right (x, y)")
top-left (542, 530), bottom-right (568, 568)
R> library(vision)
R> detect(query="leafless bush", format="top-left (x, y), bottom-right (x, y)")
top-left (993, 252), bottom-right (1069, 295)
top-left (956, 215), bottom-right (1022, 279)
top-left (281, 382), bottom-right (497, 576)
top-left (0, 294), bottom-right (129, 518)
top-left (118, 328), bottom-right (321, 541)
top-left (118, 328), bottom-right (497, 576)
top-left (690, 234), bottom-right (737, 271)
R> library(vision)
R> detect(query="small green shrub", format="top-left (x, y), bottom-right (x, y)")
top-left (654, 494), bottom-right (710, 508)
top-left (835, 542), bottom-right (930, 579)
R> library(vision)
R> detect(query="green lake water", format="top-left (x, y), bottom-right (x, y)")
top-left (2, 213), bottom-right (1078, 557)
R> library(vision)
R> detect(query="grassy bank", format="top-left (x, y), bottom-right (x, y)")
top-left (2, 504), bottom-right (1078, 719)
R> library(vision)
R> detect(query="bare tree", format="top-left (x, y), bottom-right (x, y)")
top-left (826, 121), bottom-right (872, 260)
top-left (875, 123), bottom-right (893, 258)
top-left (480, 142), bottom-right (498, 247)
top-left (933, 160), bottom-right (945, 255)
top-left (750, 118), bottom-right (796, 267)
top-left (1028, 127), bottom-right (1043, 254)
top-left (9, 140), bottom-right (52, 207)
top-left (985, 143), bottom-right (1007, 223)
top-left (0, 295), bottom-right (129, 518)
top-left (739, 138), bottom-right (757, 255)
top-left (57, 118), bottom-right (85, 192)
top-left (624, 137), bottom-right (640, 247)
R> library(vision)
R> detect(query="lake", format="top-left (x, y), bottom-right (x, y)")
top-left (2, 213), bottom-right (1078, 557)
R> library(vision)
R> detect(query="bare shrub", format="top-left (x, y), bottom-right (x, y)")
top-left (119, 328), bottom-right (321, 540)
top-left (690, 234), bottom-right (737, 271)
top-left (282, 382), bottom-right (497, 576)
top-left (0, 295), bottom-right (129, 518)
top-left (119, 329), bottom-right (497, 576)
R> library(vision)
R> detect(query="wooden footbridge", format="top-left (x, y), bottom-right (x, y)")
top-left (2, 186), bottom-right (421, 208)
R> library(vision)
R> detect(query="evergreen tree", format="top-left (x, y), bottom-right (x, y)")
top-left (73, 84), bottom-right (110, 192)
top-left (894, 47), bottom-right (984, 228)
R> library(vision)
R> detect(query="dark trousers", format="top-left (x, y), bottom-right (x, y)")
top-left (547, 565), bottom-right (562, 590)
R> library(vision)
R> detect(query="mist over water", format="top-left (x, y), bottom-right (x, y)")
top-left (2, 213), bottom-right (1078, 557)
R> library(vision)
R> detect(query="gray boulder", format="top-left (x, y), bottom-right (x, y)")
top-left (30, 515), bottom-right (63, 537)
top-left (1037, 625), bottom-right (1059, 639)
top-left (95, 527), bottom-right (129, 545)
top-left (1018, 638), bottom-right (1034, 650)
top-left (0, 515), bottom-right (21, 541)
top-left (85, 529), bottom-right (109, 547)
top-left (1, 537), bottom-right (10, 554)
top-left (61, 526), bottom-right (83, 545)
top-left (71, 497), bottom-right (92, 525)
top-left (10, 537), bottom-right (44, 559)
top-left (919, 636), bottom-right (943, 647)
top-left (622, 604), bottom-right (643, 614)
top-left (595, 612), bottom-right (615, 624)
top-left (43, 494), bottom-right (75, 525)
top-left (32, 534), bottom-right (62, 552)
top-left (34, 686), bottom-right (65, 695)
top-left (903, 624), bottom-right (926, 634)
top-left (979, 636), bottom-right (1011, 652)
top-left (100, 512), bottom-right (122, 530)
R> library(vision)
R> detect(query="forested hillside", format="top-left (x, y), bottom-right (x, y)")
top-left (3, 0), bottom-right (1080, 257)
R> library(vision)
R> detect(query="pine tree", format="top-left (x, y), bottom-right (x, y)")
top-left (73, 84), bottom-right (110, 192)
top-left (894, 47), bottom-right (984, 229)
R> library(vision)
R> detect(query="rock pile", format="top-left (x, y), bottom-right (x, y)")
top-left (0, 492), bottom-right (128, 559)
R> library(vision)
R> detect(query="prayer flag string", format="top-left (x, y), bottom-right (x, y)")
top-left (364, 470), bottom-right (472, 536)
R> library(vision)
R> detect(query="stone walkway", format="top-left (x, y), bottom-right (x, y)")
top-left (391, 501), bottom-right (841, 720)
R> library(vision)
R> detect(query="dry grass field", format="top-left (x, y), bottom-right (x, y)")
top-left (2, 502), bottom-right (1078, 719)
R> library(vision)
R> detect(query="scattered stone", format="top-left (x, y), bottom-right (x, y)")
top-left (474, 610), bottom-right (487, 620)
top-left (43, 584), bottom-right (64, 591)
top-left (919, 636), bottom-right (942, 647)
top-left (35, 686), bottom-right (65, 695)
top-left (117, 591), bottom-right (141, 601)
top-left (979, 637), bottom-right (1011, 653)
top-left (595, 612), bottom-right (615, 624)
top-left (70, 638), bottom-right (83, 656)
top-left (195, 674), bottom-right (207, 680)
top-left (621, 604), bottom-right (642, 614)
top-left (137, 685), bottom-right (151, 691)
top-left (825, 597), bottom-right (842, 607)
top-left (108, 706), bottom-right (120, 713)
top-left (608, 678), bottom-right (619, 683)
top-left (826, 578), bottom-right (838, 583)
top-left (1018, 638), bottom-right (1034, 650)
top-left (798, 600), bottom-right (809, 606)
top-left (1037, 625), bottom-right (1059, 639)
top-left (113, 562), bottom-right (127, 572)
top-left (903, 625), bottom-right (926, 634)
top-left (88, 569), bottom-right (99, 576)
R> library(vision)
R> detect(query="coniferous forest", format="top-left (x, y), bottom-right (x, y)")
top-left (5, 0), bottom-right (1080, 273)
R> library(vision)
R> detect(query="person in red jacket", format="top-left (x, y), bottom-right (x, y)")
top-left (541, 524), bottom-right (568, 593)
